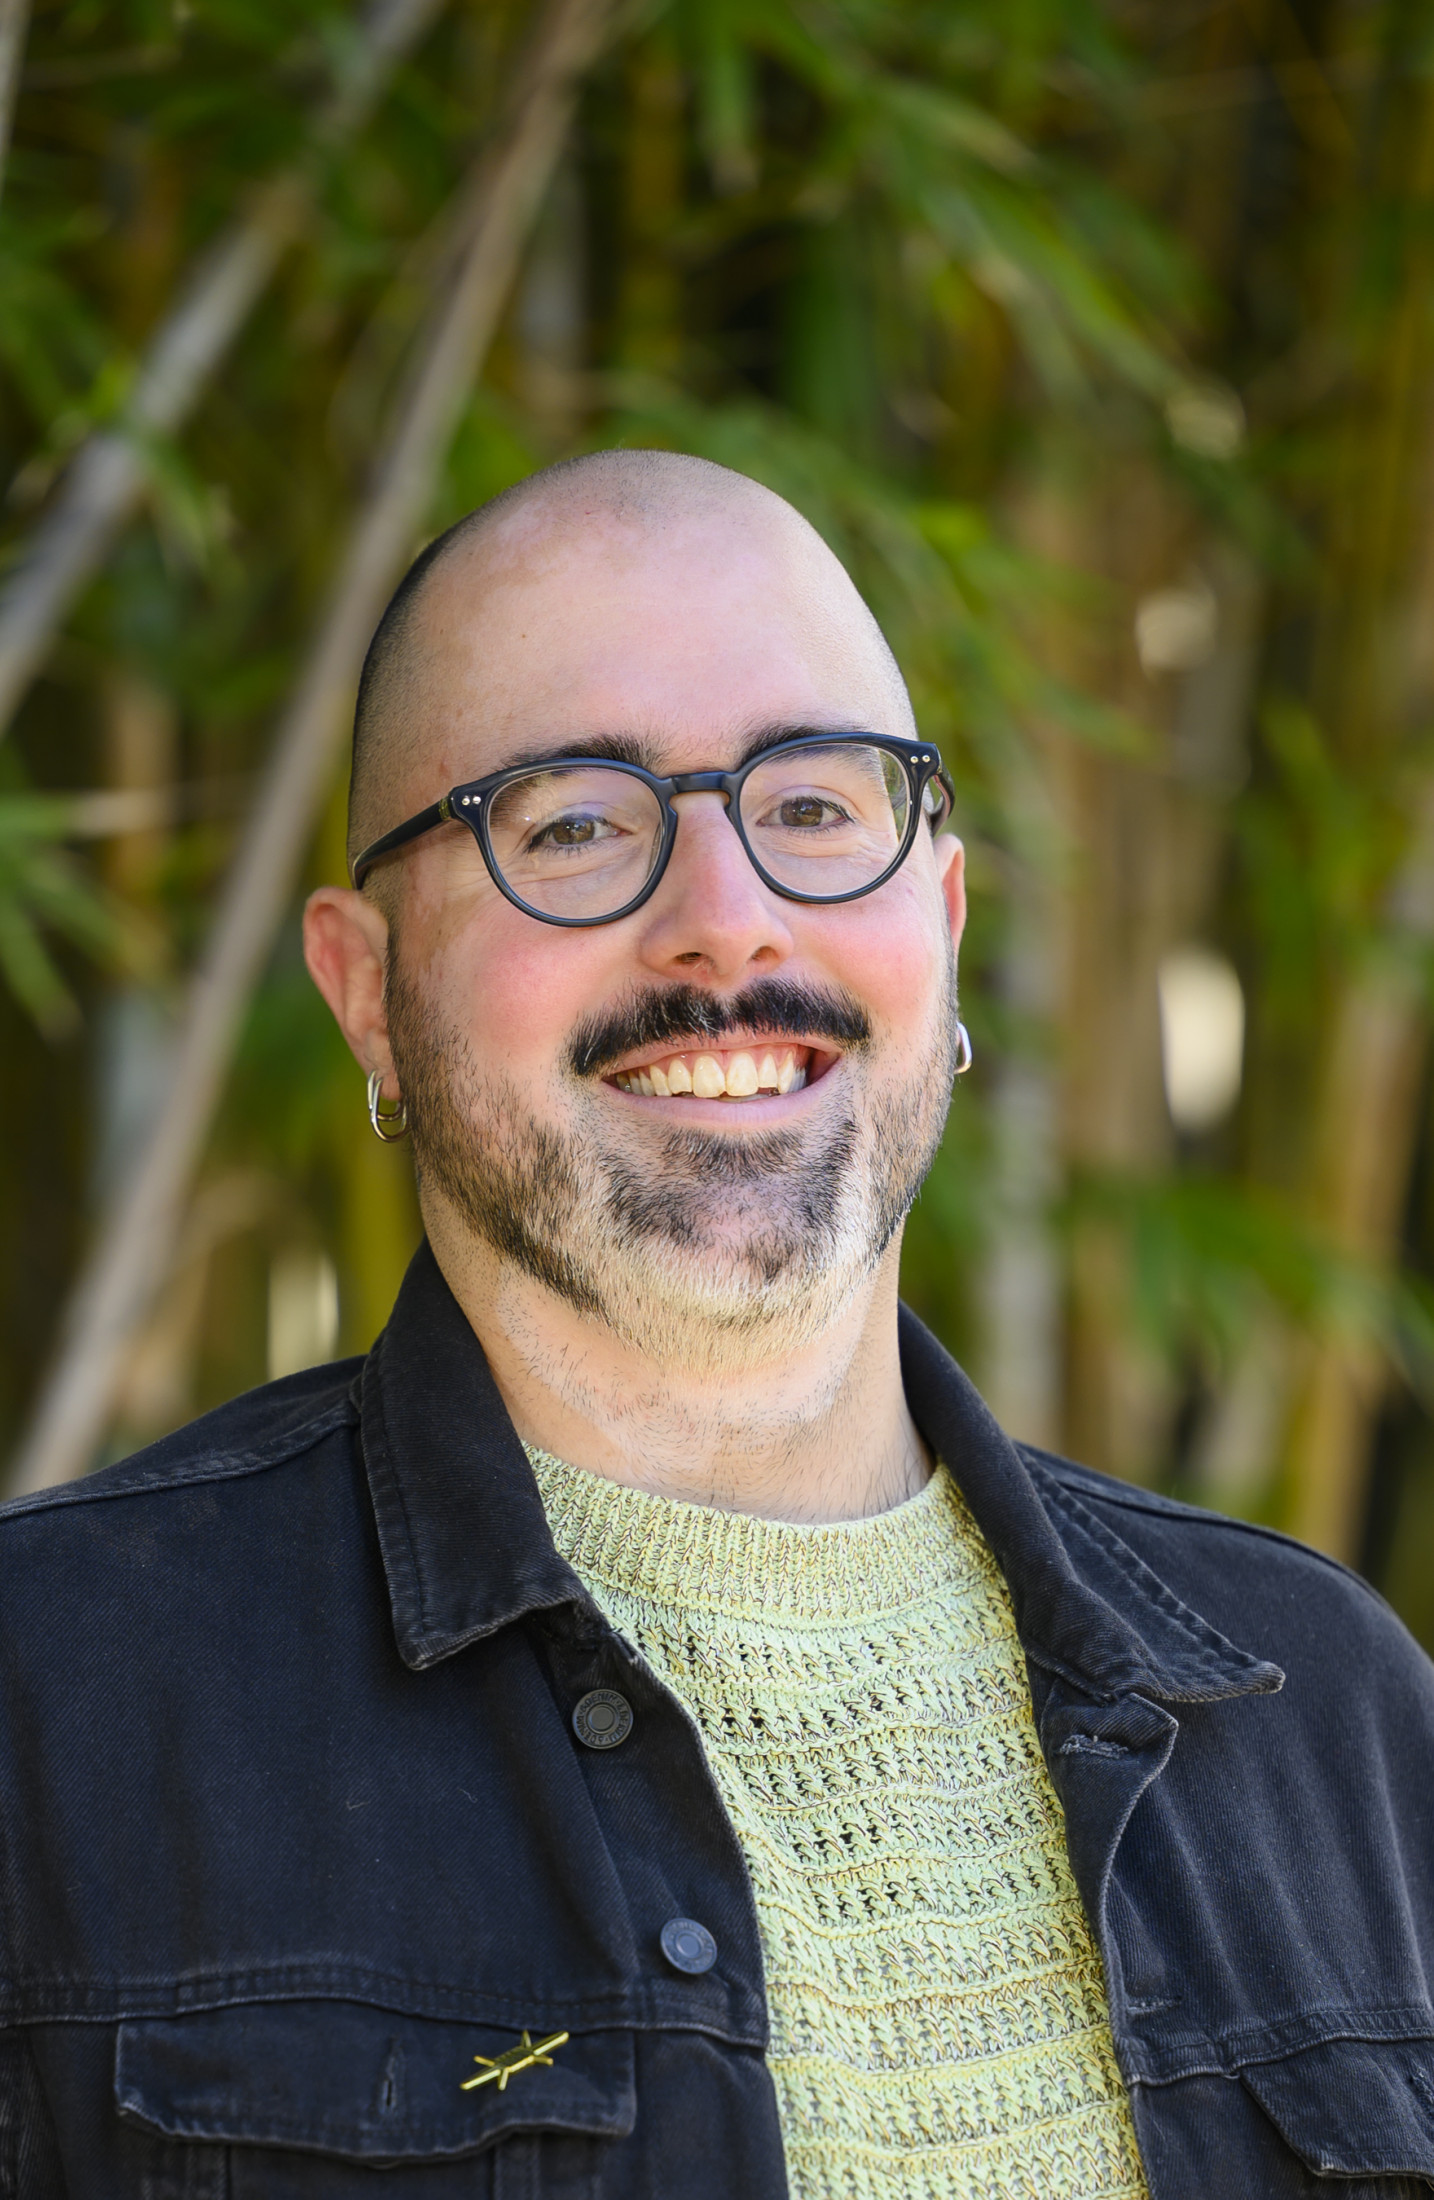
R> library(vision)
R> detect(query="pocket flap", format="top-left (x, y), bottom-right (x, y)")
top-left (116, 2001), bottom-right (636, 2164)
top-left (1240, 2036), bottom-right (1434, 2177)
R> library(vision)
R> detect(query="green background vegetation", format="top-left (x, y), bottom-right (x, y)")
top-left (6, 0), bottom-right (1434, 1645)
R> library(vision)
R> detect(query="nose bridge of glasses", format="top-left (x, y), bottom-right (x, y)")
top-left (666, 769), bottom-right (736, 801)
top-left (660, 773), bottom-right (752, 897)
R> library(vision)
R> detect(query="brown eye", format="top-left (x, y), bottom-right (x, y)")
top-left (547, 817), bottom-right (598, 845)
top-left (778, 796), bottom-right (836, 829)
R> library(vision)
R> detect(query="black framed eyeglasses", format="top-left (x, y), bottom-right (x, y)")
top-left (350, 732), bottom-right (953, 927)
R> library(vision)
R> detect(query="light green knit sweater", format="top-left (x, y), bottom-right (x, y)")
top-left (526, 1446), bottom-right (1150, 2200)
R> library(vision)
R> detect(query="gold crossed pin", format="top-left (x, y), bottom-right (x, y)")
top-left (461, 2029), bottom-right (570, 2093)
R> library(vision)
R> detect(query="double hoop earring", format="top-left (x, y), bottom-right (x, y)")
top-left (955, 1021), bottom-right (973, 1076)
top-left (367, 1069), bottom-right (409, 1143)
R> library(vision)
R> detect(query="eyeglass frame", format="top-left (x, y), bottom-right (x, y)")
top-left (350, 731), bottom-right (954, 927)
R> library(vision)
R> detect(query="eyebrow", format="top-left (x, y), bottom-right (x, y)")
top-left (490, 723), bottom-right (875, 778)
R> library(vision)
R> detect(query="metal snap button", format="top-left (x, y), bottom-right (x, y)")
top-left (572, 1689), bottom-right (633, 1751)
top-left (660, 1917), bottom-right (717, 1975)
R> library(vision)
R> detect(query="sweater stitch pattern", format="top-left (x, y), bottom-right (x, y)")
top-left (526, 1445), bottom-right (1152, 2200)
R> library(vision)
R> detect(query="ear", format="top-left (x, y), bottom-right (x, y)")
top-left (935, 833), bottom-right (966, 959)
top-left (303, 886), bottom-right (393, 1078)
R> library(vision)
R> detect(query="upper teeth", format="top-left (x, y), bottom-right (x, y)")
top-left (614, 1047), bottom-right (810, 1099)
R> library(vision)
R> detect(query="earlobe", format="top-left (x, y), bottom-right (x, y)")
top-left (303, 886), bottom-right (393, 1074)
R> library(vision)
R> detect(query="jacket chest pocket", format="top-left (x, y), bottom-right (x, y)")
top-left (114, 2001), bottom-right (635, 2198)
top-left (1239, 2035), bottom-right (1434, 2189)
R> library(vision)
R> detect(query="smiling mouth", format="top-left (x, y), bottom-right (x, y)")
top-left (609, 1043), bottom-right (825, 1101)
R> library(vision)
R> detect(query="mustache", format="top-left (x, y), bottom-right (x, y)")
top-left (566, 979), bottom-right (872, 1080)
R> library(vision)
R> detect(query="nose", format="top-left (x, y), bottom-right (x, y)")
top-left (633, 791), bottom-right (796, 985)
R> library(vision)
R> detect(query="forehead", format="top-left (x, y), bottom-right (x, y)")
top-left (396, 510), bottom-right (906, 798)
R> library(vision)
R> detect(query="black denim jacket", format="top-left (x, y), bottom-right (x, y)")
top-left (2, 1242), bottom-right (1434, 2197)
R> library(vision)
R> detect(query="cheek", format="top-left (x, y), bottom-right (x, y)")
top-left (415, 893), bottom-right (617, 1079)
top-left (809, 871), bottom-right (953, 1044)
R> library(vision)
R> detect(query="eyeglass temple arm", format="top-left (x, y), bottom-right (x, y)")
top-left (350, 795), bottom-right (453, 887)
top-left (925, 763), bottom-right (955, 824)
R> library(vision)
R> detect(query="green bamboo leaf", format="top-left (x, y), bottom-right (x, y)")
top-left (0, 897), bottom-right (79, 1041)
top-left (0, 796), bottom-right (164, 1033)
top-left (681, 0), bottom-right (759, 192)
top-left (864, 75), bottom-right (1034, 179)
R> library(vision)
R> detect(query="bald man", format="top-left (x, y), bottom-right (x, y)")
top-left (2, 455), bottom-right (1434, 2200)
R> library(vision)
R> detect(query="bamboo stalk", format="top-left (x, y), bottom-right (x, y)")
top-left (7, 0), bottom-right (616, 1496)
top-left (0, 0), bottom-right (28, 207)
top-left (0, 0), bottom-right (448, 743)
top-left (1280, 781), bottom-right (1434, 1557)
top-left (1271, 53), bottom-right (1434, 1559)
top-left (1282, 974), bottom-right (1429, 1558)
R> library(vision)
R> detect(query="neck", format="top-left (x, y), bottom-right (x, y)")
top-left (426, 1209), bottom-right (929, 1524)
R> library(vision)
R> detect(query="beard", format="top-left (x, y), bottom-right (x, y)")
top-left (385, 942), bottom-right (961, 1363)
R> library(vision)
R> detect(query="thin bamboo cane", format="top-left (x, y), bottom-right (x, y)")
top-left (7, 0), bottom-right (616, 1496)
top-left (1265, 46), bottom-right (1434, 1559)
top-left (1276, 755), bottom-right (1434, 1560)
top-left (0, 0), bottom-right (29, 208)
top-left (0, 0), bottom-right (448, 743)
top-left (1283, 976), bottom-right (1430, 1558)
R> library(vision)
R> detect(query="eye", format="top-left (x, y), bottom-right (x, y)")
top-left (527, 811), bottom-right (618, 850)
top-left (765, 794), bottom-right (849, 831)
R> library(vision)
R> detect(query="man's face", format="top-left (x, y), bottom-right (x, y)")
top-left (326, 501), bottom-right (966, 1358)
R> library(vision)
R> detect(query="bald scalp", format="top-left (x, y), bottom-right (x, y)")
top-left (347, 448), bottom-right (912, 877)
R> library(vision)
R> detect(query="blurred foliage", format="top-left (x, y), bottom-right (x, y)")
top-left (0, 779), bottom-right (160, 1031)
top-left (7, 0), bottom-right (1434, 1640)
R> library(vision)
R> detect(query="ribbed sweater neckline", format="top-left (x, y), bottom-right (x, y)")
top-left (524, 1445), bottom-right (985, 1624)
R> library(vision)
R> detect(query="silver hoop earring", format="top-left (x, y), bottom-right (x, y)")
top-left (367, 1068), bottom-right (408, 1143)
top-left (955, 1022), bottom-right (973, 1075)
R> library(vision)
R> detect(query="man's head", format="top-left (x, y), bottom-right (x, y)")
top-left (305, 450), bottom-right (966, 1366)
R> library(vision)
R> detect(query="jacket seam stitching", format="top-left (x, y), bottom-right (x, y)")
top-left (1037, 1463), bottom-right (1395, 1607)
top-left (1122, 2001), bottom-right (1434, 2076)
top-left (0, 1397), bottom-right (358, 1522)
top-left (0, 1963), bottom-right (745, 2000)
top-left (1029, 1449), bottom-right (1372, 1565)
top-left (359, 1343), bottom-right (432, 1649)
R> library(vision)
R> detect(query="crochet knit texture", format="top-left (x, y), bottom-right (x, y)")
top-left (527, 1447), bottom-right (1151, 2200)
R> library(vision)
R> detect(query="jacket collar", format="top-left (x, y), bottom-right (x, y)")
top-left (359, 1242), bottom-right (584, 1667)
top-left (895, 1307), bottom-right (1281, 1705)
top-left (361, 1243), bottom-right (1281, 1704)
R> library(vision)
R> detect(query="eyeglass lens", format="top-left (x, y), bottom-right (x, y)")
top-left (482, 744), bottom-right (912, 920)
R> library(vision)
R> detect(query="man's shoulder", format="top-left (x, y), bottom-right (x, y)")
top-left (0, 1359), bottom-right (365, 1540)
top-left (1021, 1438), bottom-right (1361, 1575)
top-left (1023, 1439), bottom-right (1320, 1539)
top-left (1018, 1439), bottom-right (1432, 1689)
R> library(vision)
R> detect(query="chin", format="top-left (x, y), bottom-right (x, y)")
top-left (590, 1213), bottom-right (885, 1362)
